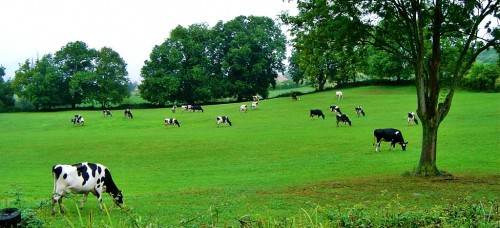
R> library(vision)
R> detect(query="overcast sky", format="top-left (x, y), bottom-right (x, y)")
top-left (0, 0), bottom-right (297, 82)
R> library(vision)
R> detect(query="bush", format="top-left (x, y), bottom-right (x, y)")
top-left (462, 63), bottom-right (500, 92)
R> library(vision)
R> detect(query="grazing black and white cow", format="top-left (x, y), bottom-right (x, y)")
top-left (71, 115), bottom-right (84, 126)
top-left (216, 116), bottom-right (232, 127)
top-left (240, 104), bottom-right (248, 113)
top-left (171, 105), bottom-right (177, 113)
top-left (191, 105), bottom-right (204, 112)
top-left (291, 94), bottom-right (298, 101)
top-left (124, 109), bottom-right (133, 118)
top-left (251, 102), bottom-right (258, 109)
top-left (335, 91), bottom-right (343, 100)
top-left (355, 106), bottom-right (365, 117)
top-left (164, 118), bottom-right (180, 127)
top-left (329, 105), bottom-right (342, 115)
top-left (310, 109), bottom-right (325, 119)
top-left (373, 128), bottom-right (408, 152)
top-left (103, 109), bottom-right (112, 117)
top-left (51, 162), bottom-right (123, 215)
top-left (252, 95), bottom-right (260, 102)
top-left (336, 114), bottom-right (352, 126)
top-left (407, 112), bottom-right (418, 125)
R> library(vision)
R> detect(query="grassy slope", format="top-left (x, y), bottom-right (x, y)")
top-left (0, 86), bottom-right (498, 226)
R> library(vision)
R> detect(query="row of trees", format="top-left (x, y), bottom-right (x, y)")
top-left (139, 15), bottom-right (287, 104)
top-left (3, 41), bottom-right (129, 110)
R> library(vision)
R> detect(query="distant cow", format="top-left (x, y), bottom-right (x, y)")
top-left (252, 95), bottom-right (260, 102)
top-left (164, 118), bottom-right (180, 127)
top-left (172, 105), bottom-right (177, 113)
top-left (329, 105), bottom-right (342, 115)
top-left (373, 128), bottom-right (408, 152)
top-left (71, 115), bottom-right (84, 126)
top-left (191, 105), bottom-right (204, 112)
top-left (355, 106), bottom-right (365, 117)
top-left (310, 109), bottom-right (325, 119)
top-left (336, 114), bottom-right (352, 126)
top-left (407, 112), bottom-right (418, 125)
top-left (51, 162), bottom-right (123, 215)
top-left (216, 116), bottom-right (232, 127)
top-left (251, 102), bottom-right (258, 109)
top-left (335, 91), bottom-right (343, 100)
top-left (124, 109), bottom-right (133, 118)
top-left (103, 110), bottom-right (112, 117)
top-left (291, 94), bottom-right (298, 101)
top-left (240, 105), bottom-right (248, 113)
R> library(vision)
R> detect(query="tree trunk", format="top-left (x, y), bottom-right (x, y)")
top-left (414, 121), bottom-right (442, 176)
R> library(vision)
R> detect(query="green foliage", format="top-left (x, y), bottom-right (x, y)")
top-left (4, 187), bottom-right (46, 228)
top-left (0, 65), bottom-right (15, 111)
top-left (463, 63), bottom-right (500, 92)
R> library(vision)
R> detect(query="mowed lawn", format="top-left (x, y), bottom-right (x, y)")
top-left (0, 86), bottom-right (499, 226)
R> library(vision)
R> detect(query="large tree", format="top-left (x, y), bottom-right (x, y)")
top-left (93, 47), bottom-right (129, 107)
top-left (283, 0), bottom-right (499, 176)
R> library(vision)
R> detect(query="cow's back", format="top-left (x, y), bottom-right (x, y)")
top-left (52, 163), bottom-right (106, 193)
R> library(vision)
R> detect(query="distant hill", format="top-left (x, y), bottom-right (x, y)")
top-left (477, 49), bottom-right (499, 64)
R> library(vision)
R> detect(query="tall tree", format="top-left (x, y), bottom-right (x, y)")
top-left (0, 66), bottom-right (15, 111)
top-left (218, 16), bottom-right (287, 100)
top-left (283, 0), bottom-right (499, 176)
top-left (93, 47), bottom-right (129, 107)
top-left (54, 41), bottom-right (98, 108)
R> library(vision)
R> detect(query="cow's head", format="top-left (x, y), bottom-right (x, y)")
top-left (400, 142), bottom-right (408, 151)
top-left (111, 190), bottom-right (123, 206)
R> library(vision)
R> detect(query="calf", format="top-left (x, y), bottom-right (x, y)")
top-left (124, 109), bottom-right (133, 118)
top-left (240, 105), bottom-right (248, 113)
top-left (103, 109), bottom-right (112, 117)
top-left (51, 162), bottom-right (123, 215)
top-left (373, 128), bottom-right (408, 151)
top-left (335, 91), bottom-right (343, 99)
top-left (251, 102), bottom-right (258, 109)
top-left (164, 118), bottom-right (180, 127)
top-left (216, 116), bottom-right (232, 127)
top-left (355, 106), bottom-right (365, 117)
top-left (336, 114), bottom-right (352, 126)
top-left (407, 112), bottom-right (418, 125)
top-left (329, 105), bottom-right (342, 115)
top-left (310, 109), bottom-right (325, 119)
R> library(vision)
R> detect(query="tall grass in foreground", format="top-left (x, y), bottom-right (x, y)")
top-left (0, 86), bottom-right (499, 226)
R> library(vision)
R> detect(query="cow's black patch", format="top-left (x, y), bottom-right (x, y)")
top-left (52, 166), bottom-right (63, 180)
top-left (75, 164), bottom-right (90, 186)
top-left (97, 178), bottom-right (101, 184)
top-left (88, 163), bottom-right (98, 178)
top-left (97, 166), bottom-right (102, 175)
top-left (63, 173), bottom-right (67, 179)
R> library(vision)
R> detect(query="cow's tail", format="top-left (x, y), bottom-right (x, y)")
top-left (414, 118), bottom-right (418, 125)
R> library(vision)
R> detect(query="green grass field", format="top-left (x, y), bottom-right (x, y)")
top-left (1, 86), bottom-right (499, 226)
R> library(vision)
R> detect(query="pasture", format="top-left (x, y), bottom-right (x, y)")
top-left (0, 86), bottom-right (499, 226)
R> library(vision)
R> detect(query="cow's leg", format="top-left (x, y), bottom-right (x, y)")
top-left (80, 192), bottom-right (89, 209)
top-left (52, 192), bottom-right (64, 215)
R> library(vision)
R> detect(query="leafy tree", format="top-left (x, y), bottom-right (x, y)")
top-left (366, 48), bottom-right (412, 82)
top-left (0, 66), bottom-right (15, 111)
top-left (93, 47), bottom-right (129, 107)
top-left (283, 0), bottom-right (499, 176)
top-left (463, 63), bottom-right (500, 91)
top-left (12, 55), bottom-right (66, 110)
top-left (54, 41), bottom-right (98, 108)
top-left (217, 16), bottom-right (287, 100)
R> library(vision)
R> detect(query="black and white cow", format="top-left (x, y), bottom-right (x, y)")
top-left (71, 115), bottom-right (84, 126)
top-left (171, 105), bottom-right (177, 113)
top-left (240, 104), bottom-right (248, 113)
top-left (291, 94), bottom-right (298, 101)
top-left (191, 105), bottom-right (204, 112)
top-left (216, 116), bottom-right (232, 127)
top-left (329, 105), bottom-right (342, 115)
top-left (407, 112), bottom-right (418, 125)
top-left (373, 128), bottom-right (408, 152)
top-left (336, 114), bottom-right (352, 126)
top-left (251, 102), bottom-right (258, 109)
top-left (124, 109), bottom-right (133, 119)
top-left (164, 118), bottom-right (180, 127)
top-left (252, 95), bottom-right (260, 102)
top-left (310, 109), bottom-right (325, 119)
top-left (103, 109), bottom-right (112, 117)
top-left (335, 91), bottom-right (343, 100)
top-left (51, 162), bottom-right (123, 215)
top-left (181, 105), bottom-right (192, 112)
top-left (355, 106), bottom-right (365, 117)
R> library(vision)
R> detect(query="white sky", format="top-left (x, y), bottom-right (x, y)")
top-left (0, 0), bottom-right (297, 82)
